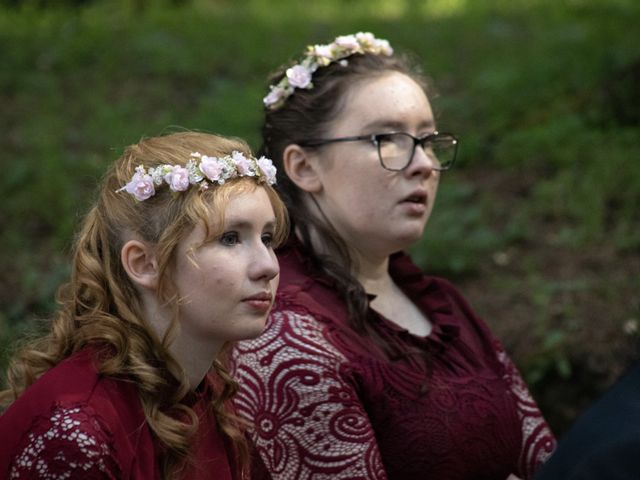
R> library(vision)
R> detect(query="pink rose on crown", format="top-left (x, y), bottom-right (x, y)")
top-left (263, 85), bottom-right (288, 108)
top-left (164, 165), bottom-right (190, 192)
top-left (286, 65), bottom-right (312, 89)
top-left (264, 32), bottom-right (394, 112)
top-left (257, 156), bottom-right (277, 185)
top-left (334, 34), bottom-right (360, 52)
top-left (118, 151), bottom-right (277, 201)
top-left (232, 151), bottom-right (255, 176)
top-left (199, 155), bottom-right (225, 183)
top-left (125, 167), bottom-right (155, 201)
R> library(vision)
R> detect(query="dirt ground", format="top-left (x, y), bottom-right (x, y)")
top-left (454, 171), bottom-right (640, 434)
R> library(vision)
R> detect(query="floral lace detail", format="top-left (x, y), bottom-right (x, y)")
top-left (9, 403), bottom-right (120, 479)
top-left (496, 346), bottom-right (557, 478)
top-left (232, 310), bottom-right (387, 480)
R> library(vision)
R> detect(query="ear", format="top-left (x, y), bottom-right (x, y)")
top-left (282, 144), bottom-right (322, 193)
top-left (120, 240), bottom-right (159, 290)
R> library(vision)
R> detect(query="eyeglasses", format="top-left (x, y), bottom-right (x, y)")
top-left (299, 131), bottom-right (458, 172)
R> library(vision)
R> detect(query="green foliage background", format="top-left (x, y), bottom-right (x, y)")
top-left (1, 0), bottom-right (639, 433)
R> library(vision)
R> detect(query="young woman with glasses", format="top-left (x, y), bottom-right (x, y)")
top-left (230, 32), bottom-right (556, 480)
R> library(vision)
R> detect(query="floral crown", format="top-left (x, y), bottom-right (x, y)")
top-left (117, 151), bottom-right (277, 202)
top-left (263, 31), bottom-right (393, 111)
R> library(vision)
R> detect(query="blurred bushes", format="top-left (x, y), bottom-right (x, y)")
top-left (1, 0), bottom-right (639, 432)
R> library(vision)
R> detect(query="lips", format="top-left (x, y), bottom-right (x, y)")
top-left (242, 292), bottom-right (273, 313)
top-left (401, 190), bottom-right (428, 205)
top-left (244, 292), bottom-right (272, 302)
top-left (398, 189), bottom-right (429, 216)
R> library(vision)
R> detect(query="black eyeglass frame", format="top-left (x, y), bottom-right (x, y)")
top-left (298, 131), bottom-right (459, 172)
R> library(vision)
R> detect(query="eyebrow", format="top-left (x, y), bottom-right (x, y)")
top-left (362, 119), bottom-right (436, 133)
top-left (222, 217), bottom-right (278, 230)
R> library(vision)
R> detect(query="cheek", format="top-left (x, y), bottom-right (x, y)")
top-left (209, 272), bottom-right (238, 291)
top-left (322, 167), bottom-right (391, 219)
top-left (343, 171), bottom-right (385, 199)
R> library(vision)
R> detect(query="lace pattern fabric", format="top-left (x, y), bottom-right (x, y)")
top-left (496, 347), bottom-right (557, 477)
top-left (233, 310), bottom-right (387, 480)
top-left (233, 307), bottom-right (556, 479)
top-left (9, 402), bottom-right (119, 479)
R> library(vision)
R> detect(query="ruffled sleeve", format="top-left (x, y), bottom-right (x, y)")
top-left (231, 310), bottom-right (387, 480)
top-left (8, 402), bottom-right (121, 479)
top-left (495, 344), bottom-right (557, 478)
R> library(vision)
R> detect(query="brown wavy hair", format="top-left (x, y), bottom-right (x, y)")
top-left (0, 131), bottom-right (288, 479)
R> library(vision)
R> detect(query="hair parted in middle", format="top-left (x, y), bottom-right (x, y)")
top-left (1, 131), bottom-right (288, 480)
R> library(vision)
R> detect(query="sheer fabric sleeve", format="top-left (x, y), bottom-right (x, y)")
top-left (232, 310), bottom-right (388, 480)
top-left (8, 402), bottom-right (121, 479)
top-left (495, 345), bottom-right (557, 479)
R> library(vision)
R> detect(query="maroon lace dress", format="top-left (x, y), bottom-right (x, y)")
top-left (0, 348), bottom-right (238, 479)
top-left (231, 240), bottom-right (556, 479)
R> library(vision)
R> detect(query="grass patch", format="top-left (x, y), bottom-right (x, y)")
top-left (1, 0), bottom-right (639, 433)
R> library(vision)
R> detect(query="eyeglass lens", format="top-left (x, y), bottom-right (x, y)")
top-left (377, 133), bottom-right (456, 171)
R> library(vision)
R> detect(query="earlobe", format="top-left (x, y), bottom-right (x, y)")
top-left (121, 240), bottom-right (159, 290)
top-left (283, 144), bottom-right (322, 193)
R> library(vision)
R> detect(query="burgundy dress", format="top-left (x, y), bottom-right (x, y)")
top-left (231, 240), bottom-right (556, 479)
top-left (0, 348), bottom-right (237, 480)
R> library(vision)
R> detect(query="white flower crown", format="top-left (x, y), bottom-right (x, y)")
top-left (117, 151), bottom-right (277, 202)
top-left (263, 32), bottom-right (393, 111)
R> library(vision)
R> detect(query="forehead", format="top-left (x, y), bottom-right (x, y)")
top-left (222, 187), bottom-right (275, 222)
top-left (190, 184), bottom-right (274, 233)
top-left (331, 72), bottom-right (434, 132)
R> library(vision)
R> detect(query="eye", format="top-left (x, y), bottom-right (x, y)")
top-left (418, 132), bottom-right (437, 145)
top-left (219, 231), bottom-right (239, 246)
top-left (261, 232), bottom-right (274, 247)
top-left (375, 133), bottom-right (396, 145)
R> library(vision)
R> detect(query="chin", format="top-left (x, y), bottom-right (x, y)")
top-left (396, 227), bottom-right (427, 249)
top-left (239, 318), bottom-right (269, 340)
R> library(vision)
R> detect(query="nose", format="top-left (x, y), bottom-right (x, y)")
top-left (250, 243), bottom-right (280, 282)
top-left (405, 144), bottom-right (437, 178)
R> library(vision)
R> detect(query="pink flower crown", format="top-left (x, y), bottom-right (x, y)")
top-left (117, 151), bottom-right (277, 202)
top-left (264, 32), bottom-right (394, 111)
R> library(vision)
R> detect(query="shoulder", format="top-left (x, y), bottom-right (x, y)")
top-left (0, 349), bottom-right (104, 431)
top-left (274, 239), bottom-right (343, 304)
top-left (1, 400), bottom-right (122, 479)
top-left (0, 349), bottom-right (141, 424)
top-left (230, 310), bottom-right (384, 479)
top-left (233, 309), bottom-right (348, 367)
top-left (0, 349), bottom-right (149, 479)
top-left (232, 309), bottom-right (354, 406)
top-left (275, 246), bottom-right (347, 319)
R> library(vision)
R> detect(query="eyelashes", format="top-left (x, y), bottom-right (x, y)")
top-left (219, 231), bottom-right (239, 246)
top-left (218, 231), bottom-right (275, 247)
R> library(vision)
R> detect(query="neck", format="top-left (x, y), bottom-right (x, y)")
top-left (169, 334), bottom-right (222, 390)
top-left (143, 294), bottom-right (222, 390)
top-left (354, 253), bottom-right (392, 296)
